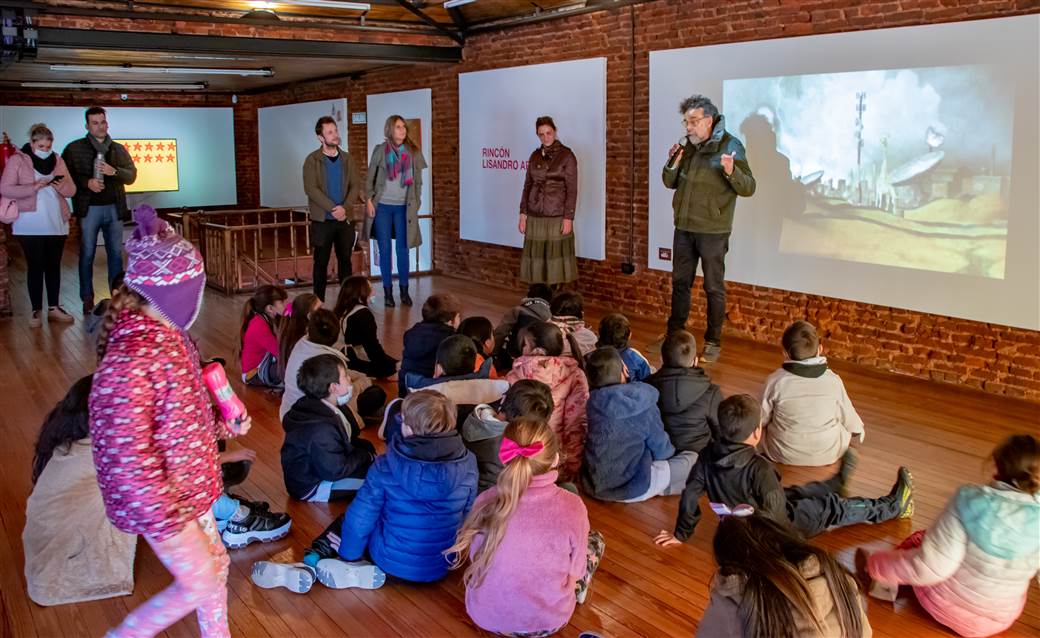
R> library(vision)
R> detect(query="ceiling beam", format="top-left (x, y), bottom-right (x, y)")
top-left (36, 27), bottom-right (462, 64)
top-left (466, 0), bottom-right (655, 33)
top-left (446, 5), bottom-right (467, 31)
top-left (392, 0), bottom-right (464, 45)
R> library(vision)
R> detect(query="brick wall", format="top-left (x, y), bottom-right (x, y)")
top-left (236, 0), bottom-right (1040, 400)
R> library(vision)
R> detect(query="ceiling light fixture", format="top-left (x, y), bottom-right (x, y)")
top-left (22, 81), bottom-right (207, 90)
top-left (49, 64), bottom-right (274, 77)
top-left (271, 1), bottom-right (370, 10)
top-left (443, 0), bottom-right (477, 7)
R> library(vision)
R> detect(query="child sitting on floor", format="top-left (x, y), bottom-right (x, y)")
top-left (281, 354), bottom-right (377, 502)
top-left (333, 275), bottom-right (398, 379)
top-left (645, 330), bottom-right (721, 454)
top-left (596, 313), bottom-right (655, 382)
top-left (399, 293), bottom-right (462, 397)
top-left (397, 334), bottom-right (508, 434)
top-left (654, 394), bottom-right (914, 546)
top-left (459, 315), bottom-right (498, 378)
top-left (462, 379), bottom-right (555, 492)
top-left (447, 418), bottom-right (605, 636)
top-left (698, 513), bottom-right (872, 638)
top-left (277, 292), bottom-right (321, 382)
top-left (582, 347), bottom-right (697, 502)
top-left (507, 320), bottom-right (589, 483)
top-left (861, 434), bottom-right (1040, 638)
top-left (492, 283), bottom-right (553, 374)
top-left (239, 284), bottom-right (288, 387)
top-left (760, 320), bottom-right (865, 467)
top-left (251, 390), bottom-right (477, 593)
top-left (549, 291), bottom-right (598, 358)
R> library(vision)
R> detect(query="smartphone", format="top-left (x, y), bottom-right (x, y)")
top-left (50, 174), bottom-right (63, 182)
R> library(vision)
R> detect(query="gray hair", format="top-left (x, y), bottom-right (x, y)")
top-left (678, 95), bottom-right (718, 120)
top-left (29, 123), bottom-right (53, 142)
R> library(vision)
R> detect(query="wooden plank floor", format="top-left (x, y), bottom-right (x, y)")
top-left (1, 249), bottom-right (1038, 638)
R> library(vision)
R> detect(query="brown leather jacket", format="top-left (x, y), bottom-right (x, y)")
top-left (519, 141), bottom-right (577, 219)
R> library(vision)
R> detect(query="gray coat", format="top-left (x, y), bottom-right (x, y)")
top-left (363, 141), bottom-right (426, 249)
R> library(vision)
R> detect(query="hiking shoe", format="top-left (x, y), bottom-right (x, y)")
top-left (251, 562), bottom-right (315, 594)
top-left (48, 306), bottom-right (75, 323)
top-left (222, 507), bottom-right (292, 549)
top-left (315, 558), bottom-right (386, 590)
top-left (701, 342), bottom-right (722, 363)
top-left (889, 467), bottom-right (915, 519)
top-left (836, 448), bottom-right (860, 498)
top-left (29, 310), bottom-right (42, 328)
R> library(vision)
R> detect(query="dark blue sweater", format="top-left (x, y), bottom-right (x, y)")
top-left (582, 382), bottom-right (675, 501)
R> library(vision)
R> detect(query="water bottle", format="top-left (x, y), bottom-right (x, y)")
top-left (94, 152), bottom-right (105, 186)
top-left (201, 362), bottom-right (248, 434)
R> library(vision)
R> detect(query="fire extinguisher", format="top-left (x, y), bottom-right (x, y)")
top-left (0, 131), bottom-right (17, 175)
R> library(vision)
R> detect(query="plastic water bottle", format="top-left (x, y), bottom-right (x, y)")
top-left (201, 362), bottom-right (247, 434)
top-left (94, 152), bottom-right (105, 186)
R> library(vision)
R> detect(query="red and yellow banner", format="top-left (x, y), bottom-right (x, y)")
top-left (116, 139), bottom-right (179, 193)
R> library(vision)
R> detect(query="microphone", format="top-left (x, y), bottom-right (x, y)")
top-left (668, 136), bottom-right (687, 167)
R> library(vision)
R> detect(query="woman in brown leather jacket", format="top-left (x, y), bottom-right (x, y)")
top-left (518, 116), bottom-right (578, 285)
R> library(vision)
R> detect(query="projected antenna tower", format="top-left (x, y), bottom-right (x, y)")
top-left (855, 91), bottom-right (865, 205)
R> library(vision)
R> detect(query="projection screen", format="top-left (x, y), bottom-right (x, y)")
top-left (648, 15), bottom-right (1039, 330)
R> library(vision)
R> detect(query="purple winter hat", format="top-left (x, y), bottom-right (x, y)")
top-left (123, 204), bottom-right (206, 330)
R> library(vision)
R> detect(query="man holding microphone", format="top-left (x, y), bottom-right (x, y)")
top-left (661, 95), bottom-right (755, 363)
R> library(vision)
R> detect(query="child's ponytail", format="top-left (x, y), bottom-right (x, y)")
top-left (446, 418), bottom-right (561, 588)
top-left (238, 285), bottom-right (288, 356)
top-left (96, 284), bottom-right (148, 363)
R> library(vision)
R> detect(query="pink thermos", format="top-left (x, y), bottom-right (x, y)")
top-left (202, 362), bottom-right (247, 433)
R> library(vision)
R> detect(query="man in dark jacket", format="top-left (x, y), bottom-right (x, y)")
top-left (302, 116), bottom-right (362, 302)
top-left (281, 354), bottom-right (375, 502)
top-left (662, 95), bottom-right (755, 363)
top-left (582, 347), bottom-right (697, 502)
top-left (61, 106), bottom-right (137, 312)
top-left (654, 394), bottom-right (914, 546)
top-left (645, 330), bottom-right (721, 453)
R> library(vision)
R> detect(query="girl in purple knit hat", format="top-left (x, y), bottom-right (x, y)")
top-left (90, 205), bottom-right (250, 638)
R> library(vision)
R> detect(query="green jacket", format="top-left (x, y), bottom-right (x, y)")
top-left (662, 115), bottom-right (755, 234)
top-left (362, 141), bottom-right (426, 250)
top-left (302, 147), bottom-right (362, 223)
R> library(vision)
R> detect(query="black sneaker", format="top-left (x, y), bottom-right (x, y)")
top-left (222, 506), bottom-right (292, 549)
top-left (701, 342), bottom-right (722, 363)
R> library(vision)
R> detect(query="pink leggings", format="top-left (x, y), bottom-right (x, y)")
top-left (108, 512), bottom-right (230, 638)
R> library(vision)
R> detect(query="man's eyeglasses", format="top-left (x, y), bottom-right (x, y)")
top-left (683, 116), bottom-right (711, 127)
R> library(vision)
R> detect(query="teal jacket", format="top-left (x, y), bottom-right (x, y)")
top-left (662, 115), bottom-right (755, 234)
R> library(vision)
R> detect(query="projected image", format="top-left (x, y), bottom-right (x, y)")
top-left (724, 65), bottom-right (1012, 279)
top-left (116, 139), bottom-right (180, 193)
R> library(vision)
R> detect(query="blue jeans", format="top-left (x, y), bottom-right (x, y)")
top-left (372, 202), bottom-right (409, 290)
top-left (78, 204), bottom-right (123, 301)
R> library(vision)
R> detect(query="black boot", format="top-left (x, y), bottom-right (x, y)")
top-left (400, 285), bottom-right (413, 307)
top-left (384, 286), bottom-right (396, 308)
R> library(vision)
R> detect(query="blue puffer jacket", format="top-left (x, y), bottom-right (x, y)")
top-left (582, 382), bottom-right (676, 501)
top-left (338, 431), bottom-right (478, 582)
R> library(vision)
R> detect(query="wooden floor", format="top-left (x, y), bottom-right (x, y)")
top-left (1, 249), bottom-right (1038, 638)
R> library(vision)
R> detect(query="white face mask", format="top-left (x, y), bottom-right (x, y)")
top-left (33, 149), bottom-right (53, 159)
top-left (335, 384), bottom-right (354, 406)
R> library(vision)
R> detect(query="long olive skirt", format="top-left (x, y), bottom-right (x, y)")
top-left (520, 215), bottom-right (578, 284)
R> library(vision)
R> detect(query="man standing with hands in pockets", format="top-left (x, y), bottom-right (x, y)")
top-left (659, 95), bottom-right (755, 363)
top-left (62, 106), bottom-right (137, 313)
top-left (303, 115), bottom-right (362, 302)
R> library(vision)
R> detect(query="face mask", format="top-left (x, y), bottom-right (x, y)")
top-left (336, 384), bottom-right (354, 406)
top-left (34, 149), bottom-right (53, 159)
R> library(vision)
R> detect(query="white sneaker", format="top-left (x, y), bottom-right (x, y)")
top-left (315, 558), bottom-right (386, 590)
top-left (48, 306), bottom-right (75, 323)
top-left (251, 561), bottom-right (315, 594)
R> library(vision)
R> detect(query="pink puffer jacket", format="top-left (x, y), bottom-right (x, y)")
top-left (0, 150), bottom-right (74, 218)
top-left (507, 355), bottom-right (589, 481)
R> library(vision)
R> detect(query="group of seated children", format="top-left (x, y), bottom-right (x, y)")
top-left (42, 269), bottom-right (1036, 638)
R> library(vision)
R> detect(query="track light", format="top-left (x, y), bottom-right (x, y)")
top-left (49, 64), bottom-right (274, 77)
top-left (270, 1), bottom-right (370, 9)
top-left (23, 81), bottom-right (207, 90)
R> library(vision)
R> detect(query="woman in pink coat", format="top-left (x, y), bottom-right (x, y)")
top-left (863, 434), bottom-right (1040, 638)
top-left (507, 320), bottom-right (589, 483)
top-left (0, 123), bottom-right (76, 326)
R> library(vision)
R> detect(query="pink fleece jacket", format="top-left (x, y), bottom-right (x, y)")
top-left (465, 471), bottom-right (590, 635)
top-left (241, 313), bottom-right (279, 373)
